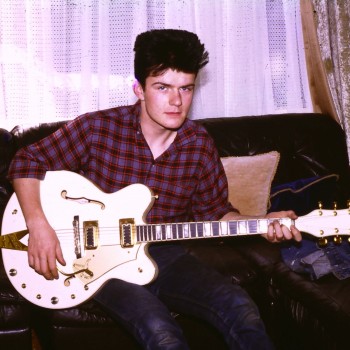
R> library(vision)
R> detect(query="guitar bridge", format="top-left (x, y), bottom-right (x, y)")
top-left (120, 218), bottom-right (136, 248)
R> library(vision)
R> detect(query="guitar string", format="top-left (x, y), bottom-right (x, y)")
top-left (50, 213), bottom-right (344, 241)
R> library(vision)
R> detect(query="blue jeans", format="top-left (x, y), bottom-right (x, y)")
top-left (94, 244), bottom-right (273, 350)
top-left (281, 237), bottom-right (350, 280)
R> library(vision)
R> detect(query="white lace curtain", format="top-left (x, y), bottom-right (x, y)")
top-left (0, 0), bottom-right (312, 129)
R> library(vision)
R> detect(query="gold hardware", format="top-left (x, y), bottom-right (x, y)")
top-left (334, 236), bottom-right (342, 245)
top-left (0, 230), bottom-right (28, 251)
top-left (333, 202), bottom-right (338, 215)
top-left (318, 237), bottom-right (328, 247)
top-left (9, 269), bottom-right (17, 276)
top-left (21, 283), bottom-right (26, 289)
top-left (84, 221), bottom-right (99, 249)
top-left (71, 295), bottom-right (76, 299)
top-left (51, 297), bottom-right (59, 305)
top-left (36, 295), bottom-right (41, 300)
top-left (57, 266), bottom-right (94, 286)
top-left (120, 218), bottom-right (136, 247)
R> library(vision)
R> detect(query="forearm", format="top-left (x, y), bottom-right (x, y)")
top-left (12, 177), bottom-right (48, 229)
top-left (12, 177), bottom-right (65, 279)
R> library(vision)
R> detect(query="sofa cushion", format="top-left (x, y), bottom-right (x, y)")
top-left (221, 151), bottom-right (280, 216)
top-left (268, 174), bottom-right (339, 215)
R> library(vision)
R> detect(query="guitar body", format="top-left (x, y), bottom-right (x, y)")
top-left (1, 171), bottom-right (157, 309)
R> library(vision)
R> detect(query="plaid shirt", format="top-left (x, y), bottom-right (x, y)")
top-left (8, 102), bottom-right (234, 224)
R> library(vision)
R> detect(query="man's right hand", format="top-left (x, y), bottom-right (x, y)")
top-left (12, 177), bottom-right (66, 280)
top-left (27, 218), bottom-right (66, 280)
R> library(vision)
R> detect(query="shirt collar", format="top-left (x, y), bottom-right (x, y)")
top-left (131, 100), bottom-right (197, 148)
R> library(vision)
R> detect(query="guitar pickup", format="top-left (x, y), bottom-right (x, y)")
top-left (83, 220), bottom-right (99, 249)
top-left (120, 218), bottom-right (136, 248)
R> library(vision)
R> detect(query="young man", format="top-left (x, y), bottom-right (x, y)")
top-left (8, 29), bottom-right (301, 349)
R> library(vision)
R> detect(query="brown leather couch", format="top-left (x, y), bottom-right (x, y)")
top-left (0, 113), bottom-right (349, 349)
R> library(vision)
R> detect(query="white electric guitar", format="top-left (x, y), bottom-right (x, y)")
top-left (1, 170), bottom-right (349, 309)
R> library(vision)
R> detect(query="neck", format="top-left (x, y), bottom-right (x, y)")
top-left (140, 116), bottom-right (178, 160)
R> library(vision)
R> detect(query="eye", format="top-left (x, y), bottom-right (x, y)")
top-left (180, 86), bottom-right (194, 92)
top-left (158, 85), bottom-right (167, 91)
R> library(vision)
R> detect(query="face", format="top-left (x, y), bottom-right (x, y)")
top-left (134, 69), bottom-right (196, 131)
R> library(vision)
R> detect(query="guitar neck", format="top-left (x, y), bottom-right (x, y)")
top-left (135, 217), bottom-right (293, 243)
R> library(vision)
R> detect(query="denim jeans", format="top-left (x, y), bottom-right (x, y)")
top-left (94, 244), bottom-right (273, 350)
top-left (281, 237), bottom-right (350, 280)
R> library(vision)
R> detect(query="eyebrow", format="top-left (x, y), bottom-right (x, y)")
top-left (152, 82), bottom-right (196, 88)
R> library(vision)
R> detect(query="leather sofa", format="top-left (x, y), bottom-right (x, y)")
top-left (0, 113), bottom-right (349, 349)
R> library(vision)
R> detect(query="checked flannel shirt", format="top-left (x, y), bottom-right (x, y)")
top-left (8, 102), bottom-right (235, 225)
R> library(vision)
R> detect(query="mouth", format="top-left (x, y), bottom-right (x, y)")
top-left (165, 111), bottom-right (182, 117)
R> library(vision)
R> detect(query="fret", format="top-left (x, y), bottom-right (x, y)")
top-left (238, 221), bottom-right (248, 234)
top-left (160, 224), bottom-right (165, 240)
top-left (203, 222), bottom-right (212, 237)
top-left (258, 219), bottom-right (268, 233)
top-left (147, 225), bottom-right (157, 241)
top-left (171, 224), bottom-right (177, 239)
top-left (136, 226), bottom-right (141, 241)
top-left (177, 224), bottom-right (183, 239)
top-left (190, 223), bottom-right (197, 238)
top-left (141, 226), bottom-right (146, 241)
top-left (165, 224), bottom-right (172, 240)
top-left (220, 221), bottom-right (229, 236)
top-left (212, 221), bottom-right (220, 236)
top-left (248, 220), bottom-right (258, 233)
top-left (154, 225), bottom-right (161, 240)
top-left (183, 223), bottom-right (190, 239)
top-left (197, 222), bottom-right (204, 238)
top-left (139, 226), bottom-right (144, 241)
top-left (229, 221), bottom-right (238, 235)
top-left (137, 226), bottom-right (144, 242)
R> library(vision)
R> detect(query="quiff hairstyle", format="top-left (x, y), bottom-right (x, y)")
top-left (134, 29), bottom-right (209, 88)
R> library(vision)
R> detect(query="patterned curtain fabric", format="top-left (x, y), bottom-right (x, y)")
top-left (311, 0), bottom-right (350, 158)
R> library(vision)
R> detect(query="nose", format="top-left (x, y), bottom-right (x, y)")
top-left (169, 89), bottom-right (182, 106)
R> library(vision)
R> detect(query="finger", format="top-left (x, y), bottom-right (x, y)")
top-left (38, 255), bottom-right (56, 280)
top-left (267, 223), bottom-right (276, 241)
top-left (272, 220), bottom-right (285, 241)
top-left (280, 224), bottom-right (292, 240)
top-left (47, 256), bottom-right (59, 280)
top-left (28, 252), bottom-right (34, 269)
top-left (56, 245), bottom-right (66, 267)
top-left (291, 225), bottom-right (302, 242)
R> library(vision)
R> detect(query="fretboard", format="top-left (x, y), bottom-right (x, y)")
top-left (136, 218), bottom-right (293, 243)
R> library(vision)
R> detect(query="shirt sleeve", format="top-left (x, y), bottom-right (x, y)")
top-left (8, 115), bottom-right (92, 181)
top-left (190, 137), bottom-right (238, 222)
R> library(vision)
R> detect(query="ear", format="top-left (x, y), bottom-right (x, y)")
top-left (133, 80), bottom-right (145, 101)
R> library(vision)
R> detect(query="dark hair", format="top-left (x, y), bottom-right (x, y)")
top-left (134, 29), bottom-right (209, 87)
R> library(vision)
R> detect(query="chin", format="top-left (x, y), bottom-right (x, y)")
top-left (166, 120), bottom-right (186, 130)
